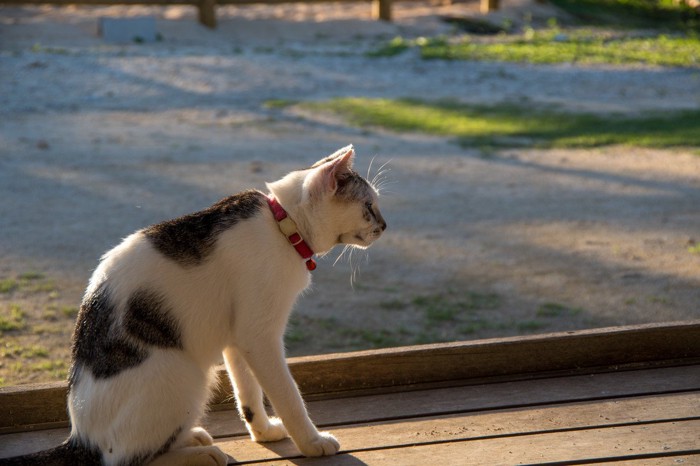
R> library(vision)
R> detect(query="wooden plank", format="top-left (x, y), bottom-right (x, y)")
top-left (282, 321), bottom-right (700, 400)
top-left (2, 322), bottom-right (698, 432)
top-left (206, 365), bottom-right (700, 438)
top-left (2, 373), bottom-right (698, 458)
top-left (207, 392), bottom-right (700, 463)
top-left (256, 420), bottom-right (700, 466)
top-left (0, 382), bottom-right (67, 434)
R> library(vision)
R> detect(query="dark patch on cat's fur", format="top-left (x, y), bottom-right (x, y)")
top-left (242, 406), bottom-right (255, 423)
top-left (0, 437), bottom-right (102, 465)
top-left (155, 426), bottom-right (183, 457)
top-left (143, 190), bottom-right (265, 267)
top-left (71, 283), bottom-right (147, 381)
top-left (122, 425), bottom-right (182, 466)
top-left (125, 289), bottom-right (182, 349)
top-left (336, 172), bottom-right (373, 202)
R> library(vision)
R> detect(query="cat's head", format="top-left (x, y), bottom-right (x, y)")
top-left (268, 145), bottom-right (386, 255)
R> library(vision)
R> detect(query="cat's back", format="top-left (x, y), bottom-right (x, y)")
top-left (88, 189), bottom-right (267, 289)
top-left (142, 189), bottom-right (266, 267)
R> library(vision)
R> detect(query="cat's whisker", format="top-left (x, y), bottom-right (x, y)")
top-left (368, 159), bottom-right (392, 195)
top-left (333, 244), bottom-right (352, 267)
top-left (367, 156), bottom-right (377, 181)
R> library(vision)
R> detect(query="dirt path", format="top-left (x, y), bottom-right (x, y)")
top-left (1, 1), bottom-right (699, 385)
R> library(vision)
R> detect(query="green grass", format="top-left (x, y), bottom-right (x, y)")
top-left (0, 272), bottom-right (56, 295)
top-left (0, 279), bottom-right (18, 294)
top-left (1, 342), bottom-right (49, 359)
top-left (412, 291), bottom-right (502, 325)
top-left (368, 31), bottom-right (700, 67)
top-left (302, 98), bottom-right (700, 149)
top-left (420, 32), bottom-right (700, 67)
top-left (0, 305), bottom-right (28, 332)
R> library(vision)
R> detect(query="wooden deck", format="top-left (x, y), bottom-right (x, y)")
top-left (2, 321), bottom-right (699, 465)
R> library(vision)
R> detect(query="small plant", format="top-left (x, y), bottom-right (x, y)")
top-left (366, 36), bottom-right (411, 57)
top-left (0, 279), bottom-right (18, 294)
top-left (0, 304), bottom-right (27, 332)
top-left (18, 272), bottom-right (44, 280)
top-left (61, 306), bottom-right (79, 318)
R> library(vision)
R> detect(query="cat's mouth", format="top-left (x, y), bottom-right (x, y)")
top-left (342, 229), bottom-right (383, 248)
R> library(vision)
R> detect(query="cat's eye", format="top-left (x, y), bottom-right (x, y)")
top-left (365, 202), bottom-right (373, 210)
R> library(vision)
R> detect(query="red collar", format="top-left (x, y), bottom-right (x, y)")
top-left (266, 195), bottom-right (317, 271)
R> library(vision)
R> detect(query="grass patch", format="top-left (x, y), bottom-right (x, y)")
top-left (28, 359), bottom-right (68, 379)
top-left (302, 98), bottom-right (700, 149)
top-left (412, 291), bottom-right (501, 326)
top-left (419, 32), bottom-right (700, 67)
top-left (0, 272), bottom-right (56, 295)
top-left (366, 36), bottom-right (413, 57)
top-left (0, 304), bottom-right (27, 332)
top-left (0, 279), bottom-right (18, 294)
top-left (1, 342), bottom-right (49, 359)
top-left (339, 328), bottom-right (401, 348)
top-left (61, 306), bottom-right (79, 318)
top-left (18, 272), bottom-right (44, 280)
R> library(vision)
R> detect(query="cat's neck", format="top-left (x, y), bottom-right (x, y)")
top-left (266, 171), bottom-right (333, 255)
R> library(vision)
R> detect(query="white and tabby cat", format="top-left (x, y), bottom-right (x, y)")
top-left (1, 145), bottom-right (386, 466)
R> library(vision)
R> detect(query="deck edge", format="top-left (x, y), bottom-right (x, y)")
top-left (2, 320), bottom-right (699, 433)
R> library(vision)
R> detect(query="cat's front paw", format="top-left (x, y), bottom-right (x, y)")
top-left (297, 432), bottom-right (340, 457)
top-left (250, 417), bottom-right (288, 443)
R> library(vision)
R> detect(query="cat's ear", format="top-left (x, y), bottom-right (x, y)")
top-left (307, 146), bottom-right (354, 195)
top-left (311, 144), bottom-right (355, 169)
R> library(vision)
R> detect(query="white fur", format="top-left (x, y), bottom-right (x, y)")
top-left (67, 146), bottom-right (385, 465)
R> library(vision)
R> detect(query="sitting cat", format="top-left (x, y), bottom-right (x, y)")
top-left (1, 145), bottom-right (386, 466)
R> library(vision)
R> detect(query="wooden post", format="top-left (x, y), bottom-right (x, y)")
top-left (198, 0), bottom-right (217, 28)
top-left (372, 0), bottom-right (392, 21)
top-left (480, 0), bottom-right (499, 13)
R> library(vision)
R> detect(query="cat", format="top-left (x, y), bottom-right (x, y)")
top-left (0, 145), bottom-right (386, 466)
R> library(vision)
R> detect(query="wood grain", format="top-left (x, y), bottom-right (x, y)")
top-left (253, 420), bottom-right (700, 466)
top-left (209, 392), bottom-right (700, 463)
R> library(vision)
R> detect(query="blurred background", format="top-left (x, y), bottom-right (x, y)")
top-left (0, 0), bottom-right (699, 386)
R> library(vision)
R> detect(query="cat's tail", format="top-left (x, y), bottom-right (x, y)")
top-left (0, 438), bottom-right (101, 466)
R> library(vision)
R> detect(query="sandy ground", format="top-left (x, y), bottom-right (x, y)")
top-left (0, 1), bottom-right (699, 385)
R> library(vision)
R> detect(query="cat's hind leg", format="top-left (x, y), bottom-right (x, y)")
top-left (223, 346), bottom-right (288, 443)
